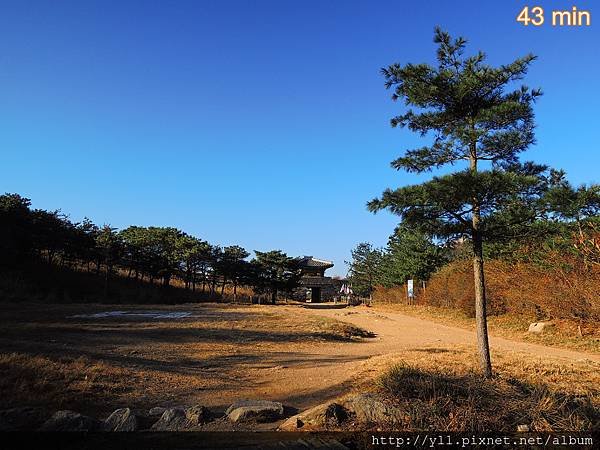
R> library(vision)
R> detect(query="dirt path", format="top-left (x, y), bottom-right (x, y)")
top-left (230, 305), bottom-right (599, 413)
top-left (312, 306), bottom-right (600, 363)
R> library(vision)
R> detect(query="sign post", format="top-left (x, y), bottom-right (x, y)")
top-left (407, 279), bottom-right (414, 305)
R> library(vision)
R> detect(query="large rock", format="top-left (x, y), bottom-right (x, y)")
top-left (39, 410), bottom-right (101, 431)
top-left (280, 394), bottom-right (406, 431)
top-left (279, 404), bottom-right (327, 430)
top-left (185, 405), bottom-right (210, 425)
top-left (151, 408), bottom-right (187, 431)
top-left (323, 403), bottom-right (348, 424)
top-left (226, 400), bottom-right (284, 423)
top-left (0, 407), bottom-right (47, 431)
top-left (528, 322), bottom-right (555, 334)
top-left (342, 393), bottom-right (406, 425)
top-left (103, 408), bottom-right (139, 431)
top-left (151, 405), bottom-right (210, 431)
top-left (148, 407), bottom-right (167, 417)
top-left (279, 402), bottom-right (347, 430)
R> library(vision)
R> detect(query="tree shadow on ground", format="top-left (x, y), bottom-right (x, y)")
top-left (0, 323), bottom-right (370, 357)
top-left (0, 303), bottom-right (378, 420)
top-left (0, 347), bottom-right (369, 420)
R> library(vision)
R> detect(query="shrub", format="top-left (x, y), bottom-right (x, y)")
top-left (420, 257), bottom-right (600, 321)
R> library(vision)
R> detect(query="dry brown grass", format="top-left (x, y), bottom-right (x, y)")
top-left (369, 345), bottom-right (600, 432)
top-left (0, 353), bottom-right (144, 415)
top-left (419, 258), bottom-right (600, 321)
top-left (307, 317), bottom-right (377, 340)
top-left (0, 303), bottom-right (372, 418)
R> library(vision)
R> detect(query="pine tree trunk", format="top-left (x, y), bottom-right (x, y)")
top-left (470, 144), bottom-right (493, 378)
top-left (472, 226), bottom-right (492, 378)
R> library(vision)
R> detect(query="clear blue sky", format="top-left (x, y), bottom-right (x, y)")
top-left (1, 0), bottom-right (598, 275)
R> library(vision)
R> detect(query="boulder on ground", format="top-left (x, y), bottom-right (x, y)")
top-left (280, 394), bottom-right (406, 431)
top-left (0, 407), bottom-right (47, 431)
top-left (148, 407), bottom-right (167, 417)
top-left (528, 322), bottom-right (555, 334)
top-left (279, 416), bottom-right (305, 430)
top-left (151, 408), bottom-right (187, 431)
top-left (185, 405), bottom-right (211, 425)
top-left (342, 393), bottom-right (406, 425)
top-left (278, 402), bottom-right (347, 430)
top-left (151, 405), bottom-right (210, 431)
top-left (103, 408), bottom-right (139, 431)
top-left (226, 400), bottom-right (284, 423)
top-left (324, 403), bottom-right (348, 425)
top-left (39, 410), bottom-right (101, 431)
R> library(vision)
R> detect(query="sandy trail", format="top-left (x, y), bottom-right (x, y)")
top-left (313, 306), bottom-right (600, 363)
top-left (248, 305), bottom-right (600, 411)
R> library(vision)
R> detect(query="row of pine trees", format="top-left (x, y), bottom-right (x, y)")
top-left (0, 193), bottom-right (301, 302)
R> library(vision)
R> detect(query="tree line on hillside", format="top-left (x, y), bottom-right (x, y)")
top-left (0, 193), bottom-right (300, 303)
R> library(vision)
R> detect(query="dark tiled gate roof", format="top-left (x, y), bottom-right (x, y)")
top-left (296, 256), bottom-right (334, 269)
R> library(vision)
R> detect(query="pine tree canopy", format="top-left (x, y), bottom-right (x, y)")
top-left (380, 27), bottom-right (541, 173)
top-left (369, 28), bottom-right (550, 243)
top-left (368, 163), bottom-right (551, 241)
top-left (544, 181), bottom-right (600, 223)
top-left (379, 226), bottom-right (447, 286)
top-left (346, 242), bottom-right (383, 297)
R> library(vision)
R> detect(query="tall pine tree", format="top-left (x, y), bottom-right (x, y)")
top-left (379, 225), bottom-right (447, 287)
top-left (346, 242), bottom-right (383, 299)
top-left (369, 28), bottom-right (545, 377)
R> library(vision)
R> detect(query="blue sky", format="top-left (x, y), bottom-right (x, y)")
top-left (1, 0), bottom-right (598, 275)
